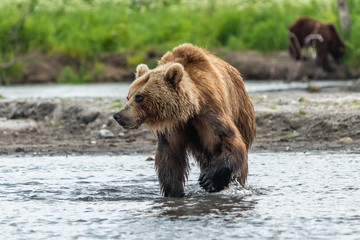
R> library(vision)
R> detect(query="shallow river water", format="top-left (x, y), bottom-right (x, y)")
top-left (0, 152), bottom-right (359, 239)
top-left (0, 80), bottom-right (351, 99)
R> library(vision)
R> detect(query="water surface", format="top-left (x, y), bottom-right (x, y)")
top-left (0, 152), bottom-right (359, 239)
top-left (0, 81), bottom-right (351, 99)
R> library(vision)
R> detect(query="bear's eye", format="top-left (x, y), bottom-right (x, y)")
top-left (135, 94), bottom-right (144, 103)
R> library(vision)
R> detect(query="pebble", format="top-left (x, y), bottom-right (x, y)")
top-left (299, 97), bottom-right (308, 102)
top-left (125, 136), bottom-right (136, 142)
top-left (99, 129), bottom-right (115, 138)
top-left (307, 83), bottom-right (321, 93)
top-left (339, 137), bottom-right (353, 143)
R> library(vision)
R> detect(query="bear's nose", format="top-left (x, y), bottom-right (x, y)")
top-left (113, 113), bottom-right (122, 123)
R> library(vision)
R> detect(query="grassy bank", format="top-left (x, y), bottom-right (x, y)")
top-left (0, 0), bottom-right (359, 84)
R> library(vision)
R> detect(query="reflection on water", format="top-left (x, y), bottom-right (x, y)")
top-left (151, 194), bottom-right (257, 220)
top-left (0, 153), bottom-right (359, 239)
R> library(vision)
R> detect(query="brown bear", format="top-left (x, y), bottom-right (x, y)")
top-left (288, 16), bottom-right (346, 72)
top-left (113, 44), bottom-right (256, 197)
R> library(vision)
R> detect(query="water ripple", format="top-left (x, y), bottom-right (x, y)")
top-left (0, 153), bottom-right (359, 239)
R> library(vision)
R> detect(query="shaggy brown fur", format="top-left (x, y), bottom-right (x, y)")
top-left (288, 16), bottom-right (346, 72)
top-left (113, 43), bottom-right (256, 197)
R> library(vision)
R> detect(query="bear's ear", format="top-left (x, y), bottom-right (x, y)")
top-left (135, 64), bottom-right (150, 78)
top-left (164, 63), bottom-right (184, 88)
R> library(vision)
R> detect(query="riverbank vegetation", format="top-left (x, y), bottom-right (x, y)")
top-left (0, 0), bottom-right (359, 84)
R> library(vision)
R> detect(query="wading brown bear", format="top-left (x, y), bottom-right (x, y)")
top-left (288, 16), bottom-right (346, 72)
top-left (113, 44), bottom-right (256, 197)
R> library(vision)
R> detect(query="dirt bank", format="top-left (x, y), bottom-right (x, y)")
top-left (222, 51), bottom-right (359, 81)
top-left (2, 50), bottom-right (359, 85)
top-left (1, 85), bottom-right (359, 156)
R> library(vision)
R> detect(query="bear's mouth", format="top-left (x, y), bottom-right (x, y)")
top-left (123, 119), bottom-right (144, 129)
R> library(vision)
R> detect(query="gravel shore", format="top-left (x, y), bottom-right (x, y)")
top-left (1, 87), bottom-right (359, 156)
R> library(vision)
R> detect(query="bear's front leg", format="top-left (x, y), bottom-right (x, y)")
top-left (155, 132), bottom-right (189, 197)
top-left (198, 156), bottom-right (232, 192)
top-left (198, 137), bottom-right (248, 192)
top-left (316, 44), bottom-right (333, 72)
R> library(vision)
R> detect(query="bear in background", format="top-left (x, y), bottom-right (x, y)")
top-left (288, 16), bottom-right (346, 72)
top-left (113, 44), bottom-right (256, 197)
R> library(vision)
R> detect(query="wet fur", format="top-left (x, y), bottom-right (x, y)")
top-left (115, 44), bottom-right (256, 197)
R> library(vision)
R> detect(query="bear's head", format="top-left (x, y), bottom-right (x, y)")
top-left (113, 62), bottom-right (200, 132)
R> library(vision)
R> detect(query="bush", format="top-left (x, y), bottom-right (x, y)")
top-left (0, 0), bottom-right (359, 82)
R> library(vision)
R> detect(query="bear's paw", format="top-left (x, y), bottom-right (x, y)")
top-left (198, 165), bottom-right (232, 192)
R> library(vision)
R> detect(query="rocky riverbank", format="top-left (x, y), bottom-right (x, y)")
top-left (1, 85), bottom-right (359, 156)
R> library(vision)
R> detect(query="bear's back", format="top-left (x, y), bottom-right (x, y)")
top-left (159, 43), bottom-right (212, 71)
top-left (160, 44), bottom-right (255, 149)
top-left (159, 44), bottom-right (240, 87)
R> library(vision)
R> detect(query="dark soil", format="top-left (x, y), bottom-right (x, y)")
top-left (1, 88), bottom-right (359, 156)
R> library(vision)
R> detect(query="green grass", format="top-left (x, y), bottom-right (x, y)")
top-left (255, 97), bottom-right (265, 102)
top-left (110, 104), bottom-right (123, 110)
top-left (351, 101), bottom-right (360, 106)
top-left (49, 122), bottom-right (62, 127)
top-left (299, 109), bottom-right (307, 115)
top-left (350, 101), bottom-right (360, 110)
top-left (0, 94), bottom-right (3, 99)
top-left (0, 0), bottom-right (359, 83)
top-left (110, 99), bottom-right (123, 109)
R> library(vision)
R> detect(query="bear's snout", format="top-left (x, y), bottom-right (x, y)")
top-left (113, 113), bottom-right (122, 123)
top-left (113, 111), bottom-right (143, 129)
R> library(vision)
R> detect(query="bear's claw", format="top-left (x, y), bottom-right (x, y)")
top-left (199, 166), bottom-right (232, 193)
